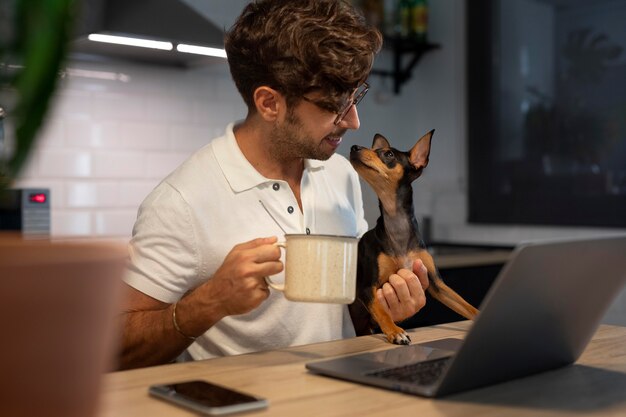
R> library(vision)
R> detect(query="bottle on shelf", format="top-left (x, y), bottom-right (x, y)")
top-left (398, 0), bottom-right (428, 42)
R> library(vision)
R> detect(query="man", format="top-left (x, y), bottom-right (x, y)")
top-left (119, 0), bottom-right (429, 370)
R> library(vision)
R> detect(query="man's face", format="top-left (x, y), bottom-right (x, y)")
top-left (269, 95), bottom-right (359, 162)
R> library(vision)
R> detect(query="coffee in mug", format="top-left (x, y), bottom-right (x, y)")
top-left (265, 234), bottom-right (358, 303)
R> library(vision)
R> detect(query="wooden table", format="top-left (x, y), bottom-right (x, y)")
top-left (97, 321), bottom-right (626, 417)
top-left (435, 249), bottom-right (512, 269)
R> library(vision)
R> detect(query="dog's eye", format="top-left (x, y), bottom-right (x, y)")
top-left (384, 151), bottom-right (394, 158)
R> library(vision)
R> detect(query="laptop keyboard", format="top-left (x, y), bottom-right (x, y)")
top-left (365, 356), bottom-right (452, 386)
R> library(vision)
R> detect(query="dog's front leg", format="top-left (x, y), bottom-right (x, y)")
top-left (369, 289), bottom-right (411, 345)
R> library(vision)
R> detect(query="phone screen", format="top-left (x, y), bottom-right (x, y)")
top-left (166, 380), bottom-right (260, 407)
top-left (149, 380), bottom-right (268, 415)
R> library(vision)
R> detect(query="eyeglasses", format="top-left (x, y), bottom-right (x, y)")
top-left (302, 82), bottom-right (370, 125)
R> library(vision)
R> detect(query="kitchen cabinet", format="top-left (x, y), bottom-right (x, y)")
top-left (401, 244), bottom-right (512, 329)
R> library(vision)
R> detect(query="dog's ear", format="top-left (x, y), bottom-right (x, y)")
top-left (372, 133), bottom-right (391, 150)
top-left (409, 129), bottom-right (435, 170)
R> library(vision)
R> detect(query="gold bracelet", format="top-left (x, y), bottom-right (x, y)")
top-left (172, 301), bottom-right (196, 341)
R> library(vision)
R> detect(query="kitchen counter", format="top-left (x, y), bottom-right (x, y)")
top-left (434, 247), bottom-right (512, 269)
top-left (405, 243), bottom-right (514, 328)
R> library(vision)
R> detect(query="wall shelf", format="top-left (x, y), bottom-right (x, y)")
top-left (370, 36), bottom-right (440, 94)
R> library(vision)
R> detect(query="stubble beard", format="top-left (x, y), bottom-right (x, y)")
top-left (269, 110), bottom-right (342, 162)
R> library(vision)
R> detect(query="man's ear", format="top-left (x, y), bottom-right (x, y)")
top-left (253, 86), bottom-right (283, 122)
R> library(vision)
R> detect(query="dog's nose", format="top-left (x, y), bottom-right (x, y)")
top-left (351, 145), bottom-right (362, 153)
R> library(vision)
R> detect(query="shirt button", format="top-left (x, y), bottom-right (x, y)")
top-left (287, 206), bottom-right (294, 214)
top-left (272, 183), bottom-right (280, 191)
top-left (306, 228), bottom-right (311, 235)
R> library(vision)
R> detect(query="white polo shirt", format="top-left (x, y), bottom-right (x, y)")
top-left (125, 123), bottom-right (368, 360)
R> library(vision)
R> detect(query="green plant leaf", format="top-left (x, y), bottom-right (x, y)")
top-left (0, 0), bottom-right (76, 188)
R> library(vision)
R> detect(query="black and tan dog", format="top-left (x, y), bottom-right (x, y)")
top-left (349, 130), bottom-right (479, 345)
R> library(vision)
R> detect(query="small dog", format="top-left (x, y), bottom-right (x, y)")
top-left (349, 130), bottom-right (479, 345)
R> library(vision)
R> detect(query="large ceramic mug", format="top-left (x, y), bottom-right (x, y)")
top-left (265, 234), bottom-right (358, 304)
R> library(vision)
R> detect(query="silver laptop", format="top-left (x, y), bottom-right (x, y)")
top-left (306, 235), bottom-right (626, 397)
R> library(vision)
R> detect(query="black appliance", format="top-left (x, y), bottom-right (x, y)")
top-left (0, 188), bottom-right (51, 236)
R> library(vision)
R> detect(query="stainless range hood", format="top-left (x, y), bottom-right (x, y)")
top-left (71, 0), bottom-right (227, 67)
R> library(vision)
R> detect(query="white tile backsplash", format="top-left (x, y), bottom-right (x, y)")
top-left (65, 119), bottom-right (121, 148)
top-left (50, 89), bottom-right (94, 118)
top-left (52, 210), bottom-right (92, 236)
top-left (145, 152), bottom-right (191, 179)
top-left (145, 94), bottom-right (194, 124)
top-left (118, 122), bottom-right (170, 150)
top-left (39, 149), bottom-right (93, 177)
top-left (94, 210), bottom-right (137, 236)
top-left (92, 151), bottom-right (146, 178)
top-left (19, 59), bottom-right (240, 238)
top-left (169, 125), bottom-right (211, 151)
top-left (118, 181), bottom-right (159, 207)
top-left (66, 181), bottom-right (119, 208)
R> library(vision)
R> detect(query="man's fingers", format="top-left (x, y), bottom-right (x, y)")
top-left (413, 259), bottom-right (429, 290)
top-left (404, 270), bottom-right (425, 296)
top-left (236, 236), bottom-right (278, 250)
top-left (230, 238), bottom-right (282, 265)
top-left (255, 260), bottom-right (284, 278)
top-left (393, 269), bottom-right (425, 300)
top-left (376, 287), bottom-right (391, 314)
top-left (383, 268), bottom-right (428, 322)
top-left (382, 281), bottom-right (402, 314)
top-left (388, 274), bottom-right (411, 301)
top-left (248, 241), bottom-right (282, 263)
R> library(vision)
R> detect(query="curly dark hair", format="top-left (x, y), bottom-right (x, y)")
top-left (224, 0), bottom-right (382, 111)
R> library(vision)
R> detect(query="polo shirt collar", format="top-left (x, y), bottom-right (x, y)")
top-left (214, 123), bottom-right (324, 193)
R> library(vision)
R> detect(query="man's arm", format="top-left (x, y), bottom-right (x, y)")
top-left (118, 286), bottom-right (194, 370)
top-left (117, 237), bottom-right (282, 370)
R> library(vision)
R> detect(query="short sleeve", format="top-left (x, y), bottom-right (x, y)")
top-left (124, 181), bottom-right (201, 303)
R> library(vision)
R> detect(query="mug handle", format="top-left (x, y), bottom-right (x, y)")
top-left (264, 241), bottom-right (287, 291)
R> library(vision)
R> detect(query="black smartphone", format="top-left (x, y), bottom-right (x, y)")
top-left (149, 380), bottom-right (268, 415)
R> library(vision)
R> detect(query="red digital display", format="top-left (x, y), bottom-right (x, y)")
top-left (29, 193), bottom-right (47, 204)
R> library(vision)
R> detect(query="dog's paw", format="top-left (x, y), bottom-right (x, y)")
top-left (388, 331), bottom-right (411, 345)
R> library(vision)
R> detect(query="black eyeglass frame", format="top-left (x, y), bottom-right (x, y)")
top-left (302, 82), bottom-right (370, 125)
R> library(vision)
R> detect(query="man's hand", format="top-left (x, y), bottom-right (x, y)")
top-left (376, 259), bottom-right (429, 323)
top-left (203, 236), bottom-right (284, 318)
